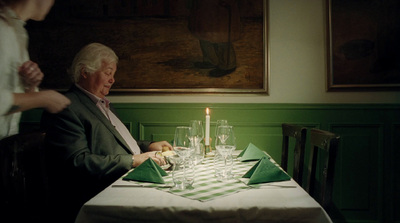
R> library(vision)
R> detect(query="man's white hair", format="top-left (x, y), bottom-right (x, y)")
top-left (68, 43), bottom-right (118, 83)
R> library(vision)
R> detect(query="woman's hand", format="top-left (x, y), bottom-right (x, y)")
top-left (18, 61), bottom-right (44, 92)
top-left (38, 90), bottom-right (71, 113)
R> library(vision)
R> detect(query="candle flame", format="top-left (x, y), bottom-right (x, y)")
top-left (206, 107), bottom-right (209, 115)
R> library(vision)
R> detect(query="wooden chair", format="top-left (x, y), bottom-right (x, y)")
top-left (306, 128), bottom-right (340, 210)
top-left (281, 123), bottom-right (307, 186)
top-left (0, 131), bottom-right (48, 221)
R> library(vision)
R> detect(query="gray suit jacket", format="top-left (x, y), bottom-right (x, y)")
top-left (41, 85), bottom-right (151, 213)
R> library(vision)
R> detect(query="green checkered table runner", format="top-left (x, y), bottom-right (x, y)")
top-left (129, 156), bottom-right (258, 202)
top-left (162, 156), bottom-right (257, 201)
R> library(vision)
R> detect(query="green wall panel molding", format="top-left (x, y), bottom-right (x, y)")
top-left (19, 103), bottom-right (400, 223)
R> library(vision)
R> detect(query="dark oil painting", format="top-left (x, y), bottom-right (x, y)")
top-left (27, 0), bottom-right (267, 94)
top-left (327, 0), bottom-right (400, 90)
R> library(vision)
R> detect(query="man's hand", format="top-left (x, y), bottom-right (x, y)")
top-left (132, 151), bottom-right (167, 167)
top-left (148, 141), bottom-right (173, 152)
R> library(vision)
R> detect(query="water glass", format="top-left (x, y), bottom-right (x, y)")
top-left (171, 156), bottom-right (195, 190)
top-left (172, 126), bottom-right (195, 190)
top-left (215, 125), bottom-right (236, 181)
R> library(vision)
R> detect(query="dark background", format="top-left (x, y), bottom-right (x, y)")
top-left (330, 0), bottom-right (400, 87)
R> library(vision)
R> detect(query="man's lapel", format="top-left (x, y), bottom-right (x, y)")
top-left (71, 86), bottom-right (132, 154)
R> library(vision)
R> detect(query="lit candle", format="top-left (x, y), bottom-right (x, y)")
top-left (205, 108), bottom-right (210, 146)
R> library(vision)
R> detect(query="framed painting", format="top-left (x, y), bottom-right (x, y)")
top-left (326, 0), bottom-right (400, 91)
top-left (27, 0), bottom-right (268, 94)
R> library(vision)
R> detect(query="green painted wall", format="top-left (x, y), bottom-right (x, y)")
top-left (21, 103), bottom-right (399, 223)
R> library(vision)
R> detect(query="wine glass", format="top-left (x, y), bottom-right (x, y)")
top-left (172, 126), bottom-right (194, 190)
top-left (214, 120), bottom-right (228, 148)
top-left (189, 120), bottom-right (205, 165)
top-left (173, 126), bottom-right (192, 159)
top-left (215, 125), bottom-right (236, 181)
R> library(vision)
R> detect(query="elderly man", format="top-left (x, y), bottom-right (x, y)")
top-left (41, 43), bottom-right (172, 222)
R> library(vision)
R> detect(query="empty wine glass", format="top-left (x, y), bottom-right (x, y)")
top-left (214, 120), bottom-right (228, 148)
top-left (189, 120), bottom-right (205, 165)
top-left (215, 125), bottom-right (236, 181)
top-left (172, 126), bottom-right (194, 190)
top-left (173, 126), bottom-right (192, 159)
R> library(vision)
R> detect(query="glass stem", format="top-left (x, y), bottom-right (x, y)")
top-left (224, 158), bottom-right (227, 176)
top-left (183, 158), bottom-right (186, 181)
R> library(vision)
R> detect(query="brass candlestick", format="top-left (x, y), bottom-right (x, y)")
top-left (205, 137), bottom-right (213, 156)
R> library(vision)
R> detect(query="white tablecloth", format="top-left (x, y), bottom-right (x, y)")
top-left (75, 152), bottom-right (332, 223)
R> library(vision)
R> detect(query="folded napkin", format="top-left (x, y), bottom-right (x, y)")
top-left (242, 157), bottom-right (290, 185)
top-left (237, 143), bottom-right (269, 161)
top-left (123, 158), bottom-right (168, 184)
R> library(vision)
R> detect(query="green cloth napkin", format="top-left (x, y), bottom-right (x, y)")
top-left (123, 158), bottom-right (168, 184)
top-left (242, 157), bottom-right (290, 185)
top-left (237, 143), bottom-right (269, 161)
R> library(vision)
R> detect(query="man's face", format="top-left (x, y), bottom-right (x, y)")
top-left (31, 0), bottom-right (55, 21)
top-left (82, 60), bottom-right (117, 98)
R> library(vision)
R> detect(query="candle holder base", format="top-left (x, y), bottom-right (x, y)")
top-left (205, 138), bottom-right (213, 156)
top-left (205, 150), bottom-right (215, 158)
top-left (205, 145), bottom-right (212, 153)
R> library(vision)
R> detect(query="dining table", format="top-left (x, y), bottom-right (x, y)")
top-left (75, 150), bottom-right (333, 223)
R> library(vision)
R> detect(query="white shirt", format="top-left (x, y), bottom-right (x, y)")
top-left (75, 84), bottom-right (142, 154)
top-left (0, 7), bottom-right (29, 140)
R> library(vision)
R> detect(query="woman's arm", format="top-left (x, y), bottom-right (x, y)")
top-left (7, 90), bottom-right (70, 115)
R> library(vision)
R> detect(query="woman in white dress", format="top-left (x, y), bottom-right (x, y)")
top-left (0, 0), bottom-right (70, 140)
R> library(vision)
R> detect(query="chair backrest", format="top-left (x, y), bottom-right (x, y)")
top-left (0, 131), bottom-right (47, 221)
top-left (306, 128), bottom-right (340, 210)
top-left (281, 123), bottom-right (307, 186)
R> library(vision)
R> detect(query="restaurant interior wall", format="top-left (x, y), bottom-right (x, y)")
top-left (103, 0), bottom-right (400, 104)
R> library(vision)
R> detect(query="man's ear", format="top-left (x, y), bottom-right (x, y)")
top-left (80, 67), bottom-right (88, 79)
